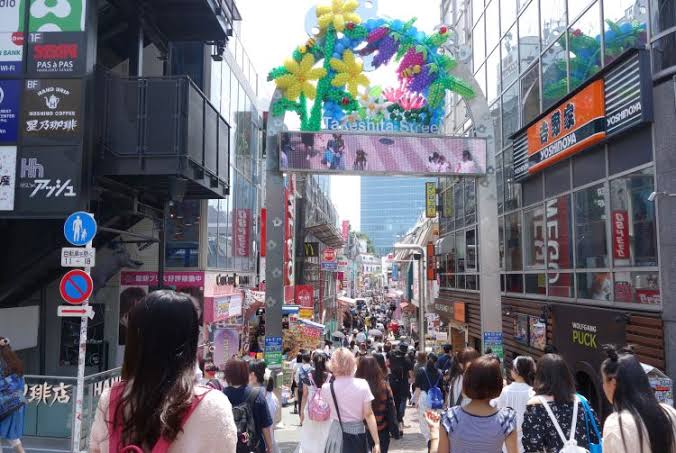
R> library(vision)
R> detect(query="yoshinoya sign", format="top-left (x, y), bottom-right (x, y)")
top-left (22, 79), bottom-right (83, 143)
top-left (513, 49), bottom-right (652, 181)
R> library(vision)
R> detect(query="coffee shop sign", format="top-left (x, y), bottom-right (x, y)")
top-left (23, 375), bottom-right (122, 407)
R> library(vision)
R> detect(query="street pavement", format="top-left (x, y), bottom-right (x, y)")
top-left (275, 402), bottom-right (428, 453)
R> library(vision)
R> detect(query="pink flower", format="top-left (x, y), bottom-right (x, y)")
top-left (382, 82), bottom-right (427, 110)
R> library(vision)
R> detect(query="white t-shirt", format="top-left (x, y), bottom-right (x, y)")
top-left (321, 376), bottom-right (374, 423)
top-left (492, 382), bottom-right (534, 453)
top-left (603, 404), bottom-right (676, 453)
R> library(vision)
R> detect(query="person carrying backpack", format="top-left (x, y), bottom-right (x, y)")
top-left (298, 352), bottom-right (331, 453)
top-left (388, 343), bottom-right (413, 434)
top-left (89, 290), bottom-right (237, 452)
top-left (0, 337), bottom-right (26, 453)
top-left (413, 353), bottom-right (443, 447)
top-left (224, 358), bottom-right (274, 453)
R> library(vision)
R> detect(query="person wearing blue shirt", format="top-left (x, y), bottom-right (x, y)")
top-left (436, 344), bottom-right (454, 373)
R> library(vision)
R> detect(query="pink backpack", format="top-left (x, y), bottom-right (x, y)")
top-left (307, 373), bottom-right (330, 422)
top-left (107, 382), bottom-right (209, 453)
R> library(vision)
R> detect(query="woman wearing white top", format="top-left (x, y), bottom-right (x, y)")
top-left (446, 347), bottom-right (480, 408)
top-left (601, 345), bottom-right (676, 453)
top-left (493, 356), bottom-right (536, 453)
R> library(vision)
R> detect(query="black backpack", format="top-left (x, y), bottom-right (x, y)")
top-left (232, 387), bottom-right (260, 453)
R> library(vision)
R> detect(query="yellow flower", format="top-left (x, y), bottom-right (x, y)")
top-left (275, 53), bottom-right (327, 100)
top-left (330, 50), bottom-right (370, 97)
top-left (316, 0), bottom-right (361, 33)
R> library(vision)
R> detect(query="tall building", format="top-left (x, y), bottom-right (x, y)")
top-left (361, 176), bottom-right (435, 256)
top-left (437, 0), bottom-right (676, 415)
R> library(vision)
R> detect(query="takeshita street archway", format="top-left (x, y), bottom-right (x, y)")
top-left (264, 0), bottom-right (500, 353)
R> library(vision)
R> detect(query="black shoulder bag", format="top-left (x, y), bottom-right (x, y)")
top-left (330, 381), bottom-right (370, 453)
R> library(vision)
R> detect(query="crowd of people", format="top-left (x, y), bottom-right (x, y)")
top-left (1, 289), bottom-right (676, 452)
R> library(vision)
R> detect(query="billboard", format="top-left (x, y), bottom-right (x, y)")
top-left (280, 131), bottom-right (486, 176)
top-left (0, 0), bottom-right (25, 76)
top-left (0, 80), bottom-right (20, 143)
top-left (0, 146), bottom-right (17, 211)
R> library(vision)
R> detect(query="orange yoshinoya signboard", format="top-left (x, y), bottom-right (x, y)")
top-left (525, 80), bottom-right (606, 174)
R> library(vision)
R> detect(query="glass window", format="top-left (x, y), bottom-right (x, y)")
top-left (166, 200), bottom-right (200, 268)
top-left (502, 82), bottom-right (519, 141)
top-left (542, 35), bottom-right (568, 110)
top-left (518, 0), bottom-right (539, 72)
top-left (545, 194), bottom-right (574, 272)
top-left (568, 2), bottom-right (602, 91)
top-left (496, 152), bottom-right (504, 214)
top-left (457, 275), bottom-right (466, 289)
top-left (525, 273), bottom-right (547, 294)
top-left (473, 15), bottom-right (486, 71)
top-left (490, 101), bottom-right (502, 152)
top-left (466, 228), bottom-right (477, 271)
top-left (207, 200), bottom-right (219, 268)
top-left (544, 160), bottom-right (571, 198)
top-left (608, 128), bottom-right (652, 176)
top-left (499, 216), bottom-right (505, 269)
top-left (465, 178), bottom-right (477, 224)
top-left (456, 231), bottom-right (466, 272)
top-left (473, 0), bottom-right (485, 24)
top-left (466, 274), bottom-right (478, 290)
top-left (454, 182), bottom-right (465, 227)
top-left (503, 147), bottom-right (523, 210)
top-left (603, 0), bottom-right (647, 66)
top-left (609, 168), bottom-right (657, 267)
top-left (210, 61), bottom-right (222, 107)
top-left (651, 33), bottom-right (676, 74)
top-left (476, 64), bottom-right (487, 100)
top-left (505, 211), bottom-right (522, 270)
top-left (548, 272), bottom-right (574, 297)
top-left (651, 0), bottom-right (676, 34)
top-left (520, 61), bottom-right (540, 125)
top-left (524, 204), bottom-right (546, 270)
top-left (502, 25), bottom-right (519, 88)
top-left (221, 67), bottom-right (231, 121)
top-left (502, 0), bottom-right (518, 31)
top-left (614, 271), bottom-right (660, 304)
top-left (523, 173), bottom-right (543, 206)
top-left (486, 0), bottom-right (501, 53)
top-left (541, 0), bottom-right (566, 48)
top-left (575, 184), bottom-right (608, 268)
top-left (506, 273), bottom-right (524, 292)
top-left (486, 48), bottom-right (501, 104)
top-left (577, 272), bottom-right (611, 300)
top-left (569, 0), bottom-right (594, 22)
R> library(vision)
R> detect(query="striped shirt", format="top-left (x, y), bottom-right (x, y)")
top-left (373, 384), bottom-right (394, 431)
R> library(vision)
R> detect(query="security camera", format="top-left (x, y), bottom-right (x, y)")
top-left (648, 191), bottom-right (658, 202)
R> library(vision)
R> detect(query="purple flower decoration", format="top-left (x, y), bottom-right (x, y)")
top-left (373, 35), bottom-right (398, 68)
top-left (408, 66), bottom-right (432, 92)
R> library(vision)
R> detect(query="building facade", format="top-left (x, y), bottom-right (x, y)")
top-left (361, 176), bottom-right (436, 256)
top-left (439, 0), bottom-right (676, 416)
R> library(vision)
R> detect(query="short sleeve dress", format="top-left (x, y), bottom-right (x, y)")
top-left (0, 363), bottom-right (26, 442)
top-left (441, 406), bottom-right (516, 453)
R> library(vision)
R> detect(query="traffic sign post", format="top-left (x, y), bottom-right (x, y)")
top-left (61, 212), bottom-right (97, 453)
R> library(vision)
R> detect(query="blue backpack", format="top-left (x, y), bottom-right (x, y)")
top-left (423, 369), bottom-right (444, 409)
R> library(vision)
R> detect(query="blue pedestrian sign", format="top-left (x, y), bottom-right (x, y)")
top-left (64, 211), bottom-right (97, 246)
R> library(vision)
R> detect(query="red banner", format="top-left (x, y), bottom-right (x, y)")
top-left (260, 208), bottom-right (267, 257)
top-left (341, 220), bottom-right (350, 241)
top-left (612, 210), bottom-right (630, 260)
top-left (426, 242), bottom-right (436, 281)
top-left (284, 187), bottom-right (295, 286)
top-left (233, 208), bottom-right (251, 257)
top-left (295, 285), bottom-right (314, 308)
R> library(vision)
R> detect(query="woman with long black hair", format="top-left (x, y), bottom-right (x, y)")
top-left (89, 290), bottom-right (237, 452)
top-left (601, 345), bottom-right (676, 453)
top-left (356, 355), bottom-right (396, 453)
top-left (298, 351), bottom-right (331, 453)
top-left (413, 353), bottom-right (442, 449)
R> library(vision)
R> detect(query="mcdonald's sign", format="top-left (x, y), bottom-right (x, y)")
top-left (304, 242), bottom-right (319, 257)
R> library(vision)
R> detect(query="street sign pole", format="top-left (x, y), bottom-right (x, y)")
top-left (71, 232), bottom-right (93, 452)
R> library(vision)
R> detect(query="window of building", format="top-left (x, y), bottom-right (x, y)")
top-left (506, 273), bottom-right (524, 292)
top-left (544, 160), bottom-right (571, 198)
top-left (486, 48), bottom-right (501, 104)
top-left (525, 273), bottom-right (547, 294)
top-left (208, 199), bottom-right (231, 268)
top-left (549, 272), bottom-right (574, 297)
top-left (651, 0), bottom-right (676, 33)
top-left (523, 172), bottom-right (544, 207)
top-left (503, 147), bottom-right (523, 211)
top-left (499, 215), bottom-right (505, 270)
top-left (496, 152), bottom-right (505, 214)
top-left (545, 194), bottom-right (574, 272)
top-left (577, 271), bottom-right (611, 300)
top-left (466, 274), bottom-right (478, 290)
top-left (608, 128), bottom-right (653, 176)
top-left (505, 211), bottom-right (523, 270)
top-left (465, 178), bottom-right (477, 224)
top-left (613, 271), bottom-right (660, 304)
top-left (473, 15), bottom-right (486, 71)
top-left (541, 0), bottom-right (567, 49)
top-left (491, 101), bottom-right (502, 152)
top-left (502, 25), bottom-right (519, 88)
top-left (520, 61), bottom-right (541, 125)
top-left (466, 228), bottom-right (478, 271)
top-left (502, 82), bottom-right (520, 142)
top-left (476, 63), bottom-right (487, 101)
top-left (518, 0), bottom-right (540, 72)
top-left (166, 200), bottom-right (200, 268)
top-left (569, 0), bottom-right (595, 22)
top-left (569, 1), bottom-right (601, 91)
top-left (473, 0), bottom-right (485, 24)
top-left (603, 0), bottom-right (647, 66)
top-left (502, 0), bottom-right (518, 31)
top-left (524, 204), bottom-right (546, 270)
top-left (486, 0), bottom-right (501, 54)
top-left (456, 232), bottom-right (466, 272)
top-left (609, 168), bottom-right (657, 267)
top-left (542, 36), bottom-right (568, 110)
top-left (575, 183), bottom-right (609, 268)
top-left (454, 182), bottom-right (465, 227)
top-left (573, 146), bottom-right (605, 187)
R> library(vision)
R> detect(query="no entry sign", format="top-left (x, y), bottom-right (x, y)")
top-left (59, 269), bottom-right (93, 304)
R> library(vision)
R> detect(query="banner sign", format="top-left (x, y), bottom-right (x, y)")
top-left (483, 331), bottom-right (504, 360)
top-left (233, 208), bottom-right (250, 257)
top-left (321, 247), bottom-right (337, 271)
top-left (341, 220), bottom-right (350, 241)
top-left (426, 242), bottom-right (435, 281)
top-left (513, 50), bottom-right (652, 181)
top-left (295, 285), bottom-right (314, 309)
top-left (0, 146), bottom-right (16, 211)
top-left (0, 79), bottom-right (20, 143)
top-left (280, 131), bottom-right (486, 176)
top-left (0, 0), bottom-right (25, 76)
top-left (27, 31), bottom-right (86, 75)
top-left (425, 182), bottom-right (437, 218)
top-left (612, 210), bottom-right (630, 260)
top-left (22, 79), bottom-right (82, 143)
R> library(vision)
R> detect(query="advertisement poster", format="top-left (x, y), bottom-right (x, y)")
top-left (0, 146), bottom-right (16, 211)
top-left (295, 285), bottom-right (314, 309)
top-left (483, 331), bottom-right (504, 360)
top-left (0, 79), bottom-right (20, 143)
top-left (611, 210), bottom-right (630, 260)
top-left (529, 316), bottom-right (546, 351)
top-left (280, 131), bottom-right (487, 176)
top-left (514, 314), bottom-right (529, 345)
top-left (212, 327), bottom-right (240, 368)
top-left (425, 182), bottom-right (437, 218)
top-left (22, 79), bottom-right (82, 143)
top-left (0, 0), bottom-right (25, 76)
top-left (232, 208), bottom-right (251, 257)
top-left (14, 146), bottom-right (80, 215)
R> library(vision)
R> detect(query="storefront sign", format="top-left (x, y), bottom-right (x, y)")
top-left (22, 79), bottom-right (82, 143)
top-left (321, 247), bottom-right (337, 271)
top-left (295, 285), bottom-right (314, 309)
top-left (0, 79), bottom-right (20, 143)
top-left (303, 241), bottom-right (319, 257)
top-left (92, 375), bottom-right (122, 397)
top-left (14, 146), bottom-right (80, 215)
top-left (483, 331), bottom-right (504, 360)
top-left (0, 1), bottom-right (25, 76)
top-left (454, 301), bottom-right (465, 323)
top-left (233, 208), bottom-right (250, 257)
top-left (27, 32), bottom-right (86, 75)
top-left (552, 305), bottom-right (626, 371)
top-left (23, 381), bottom-right (72, 406)
top-left (425, 182), bottom-right (437, 218)
top-left (299, 308), bottom-right (313, 319)
top-left (426, 242), bottom-right (435, 281)
top-left (212, 294), bottom-right (243, 323)
top-left (612, 210), bottom-right (630, 260)
top-left (120, 271), bottom-right (204, 286)
top-left (341, 220), bottom-right (350, 241)
top-left (0, 146), bottom-right (16, 211)
top-left (514, 50), bottom-right (652, 181)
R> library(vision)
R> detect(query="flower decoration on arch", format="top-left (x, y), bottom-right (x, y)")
top-left (267, 0), bottom-right (476, 132)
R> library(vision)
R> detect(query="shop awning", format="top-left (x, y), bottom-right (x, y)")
top-left (299, 318), bottom-right (325, 330)
top-left (283, 305), bottom-right (300, 315)
top-left (338, 296), bottom-right (357, 306)
top-left (305, 223), bottom-right (344, 248)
